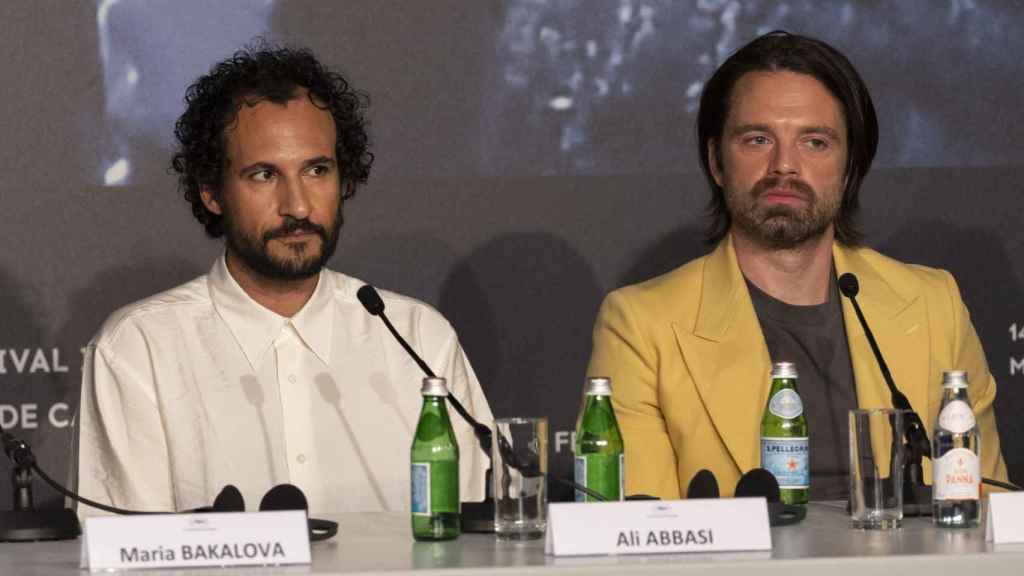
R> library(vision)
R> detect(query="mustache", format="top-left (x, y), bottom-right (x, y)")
top-left (263, 217), bottom-right (328, 242)
top-left (751, 176), bottom-right (815, 200)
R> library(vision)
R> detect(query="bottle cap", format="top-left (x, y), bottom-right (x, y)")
top-left (771, 362), bottom-right (798, 379)
top-left (584, 377), bottom-right (612, 396)
top-left (421, 377), bottom-right (449, 397)
top-left (942, 370), bottom-right (968, 389)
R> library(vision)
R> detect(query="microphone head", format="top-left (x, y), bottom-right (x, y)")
top-left (259, 484), bottom-right (309, 512)
top-left (734, 468), bottom-right (781, 502)
top-left (357, 285), bottom-right (386, 316)
top-left (838, 273), bottom-right (859, 298)
top-left (212, 484), bottom-right (245, 512)
top-left (686, 469), bottom-right (720, 499)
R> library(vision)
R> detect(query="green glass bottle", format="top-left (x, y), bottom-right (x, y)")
top-left (410, 377), bottom-right (460, 541)
top-left (760, 362), bottom-right (809, 506)
top-left (574, 377), bottom-right (625, 502)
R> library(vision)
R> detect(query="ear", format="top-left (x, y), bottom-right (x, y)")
top-left (707, 139), bottom-right (724, 187)
top-left (199, 184), bottom-right (223, 215)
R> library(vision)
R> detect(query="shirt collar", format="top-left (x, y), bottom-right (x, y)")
top-left (209, 255), bottom-right (335, 369)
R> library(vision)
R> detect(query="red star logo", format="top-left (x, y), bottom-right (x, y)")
top-left (787, 458), bottom-right (798, 471)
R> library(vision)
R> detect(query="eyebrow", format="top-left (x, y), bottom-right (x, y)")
top-left (237, 156), bottom-right (336, 176)
top-left (728, 123), bottom-right (843, 141)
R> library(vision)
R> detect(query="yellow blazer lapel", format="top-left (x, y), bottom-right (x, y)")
top-left (673, 237), bottom-right (772, 474)
top-left (834, 246), bottom-right (931, 415)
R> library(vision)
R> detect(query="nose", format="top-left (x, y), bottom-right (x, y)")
top-left (768, 141), bottom-right (799, 176)
top-left (278, 176), bottom-right (311, 220)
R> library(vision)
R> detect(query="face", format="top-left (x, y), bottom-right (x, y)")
top-left (201, 92), bottom-right (342, 280)
top-left (709, 71), bottom-right (848, 249)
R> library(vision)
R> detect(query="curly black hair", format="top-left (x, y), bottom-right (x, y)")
top-left (171, 42), bottom-right (373, 238)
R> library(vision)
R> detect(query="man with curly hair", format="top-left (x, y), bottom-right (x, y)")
top-left (77, 44), bottom-right (493, 516)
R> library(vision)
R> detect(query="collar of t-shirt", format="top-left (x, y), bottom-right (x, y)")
top-left (207, 255), bottom-right (335, 370)
top-left (744, 272), bottom-right (839, 327)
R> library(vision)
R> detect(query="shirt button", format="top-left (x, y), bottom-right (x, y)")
top-left (288, 374), bottom-right (297, 383)
top-left (297, 454), bottom-right (306, 464)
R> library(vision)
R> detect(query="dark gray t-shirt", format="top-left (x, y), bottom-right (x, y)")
top-left (747, 275), bottom-right (857, 501)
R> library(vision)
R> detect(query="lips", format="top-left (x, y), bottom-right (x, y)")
top-left (752, 177), bottom-right (815, 205)
top-left (761, 188), bottom-right (809, 203)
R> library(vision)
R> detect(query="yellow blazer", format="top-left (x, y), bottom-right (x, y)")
top-left (587, 236), bottom-right (1008, 498)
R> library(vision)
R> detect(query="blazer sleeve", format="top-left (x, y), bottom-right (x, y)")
top-left (587, 289), bottom-right (681, 500)
top-left (942, 271), bottom-right (1009, 486)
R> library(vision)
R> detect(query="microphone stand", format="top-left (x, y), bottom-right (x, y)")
top-left (839, 273), bottom-right (932, 515)
top-left (0, 425), bottom-right (81, 542)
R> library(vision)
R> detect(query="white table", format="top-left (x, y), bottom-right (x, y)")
top-left (3, 503), bottom-right (1023, 575)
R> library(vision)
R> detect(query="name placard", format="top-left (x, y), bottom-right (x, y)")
top-left (81, 511), bottom-right (311, 571)
top-left (545, 498), bottom-right (771, 557)
top-left (986, 492), bottom-right (1024, 544)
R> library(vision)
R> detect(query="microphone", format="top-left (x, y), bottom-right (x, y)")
top-left (733, 468), bottom-right (805, 526)
top-left (838, 272), bottom-right (932, 514)
top-left (734, 468), bottom-right (780, 501)
top-left (189, 485), bottom-right (245, 513)
top-left (681, 468), bottom-right (804, 526)
top-left (258, 484), bottom-right (338, 542)
top-left (686, 469), bottom-right (720, 499)
top-left (356, 285), bottom-right (493, 456)
top-left (358, 284), bottom-right (612, 523)
top-left (839, 273), bottom-right (1023, 504)
top-left (0, 426), bottom-right (80, 541)
top-left (357, 284), bottom-right (498, 531)
top-left (837, 274), bottom-right (931, 457)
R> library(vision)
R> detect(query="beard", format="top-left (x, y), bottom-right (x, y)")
top-left (725, 176), bottom-right (840, 249)
top-left (223, 206), bottom-right (343, 281)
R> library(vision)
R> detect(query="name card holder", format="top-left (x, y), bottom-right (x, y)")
top-left (81, 511), bottom-right (311, 571)
top-left (545, 498), bottom-right (771, 557)
top-left (986, 492), bottom-right (1024, 544)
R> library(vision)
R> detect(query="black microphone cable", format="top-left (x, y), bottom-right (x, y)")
top-left (3, 423), bottom-right (343, 540)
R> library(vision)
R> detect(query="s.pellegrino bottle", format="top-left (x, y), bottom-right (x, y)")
top-left (932, 370), bottom-right (980, 527)
top-left (410, 377), bottom-right (460, 540)
top-left (574, 377), bottom-right (624, 502)
top-left (760, 362), bottom-right (809, 506)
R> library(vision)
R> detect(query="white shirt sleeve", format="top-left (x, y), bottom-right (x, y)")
top-left (76, 323), bottom-right (174, 518)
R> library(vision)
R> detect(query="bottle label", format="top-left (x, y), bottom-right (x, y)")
top-left (933, 447), bottom-right (980, 501)
top-left (411, 462), bottom-right (431, 516)
top-left (938, 400), bottom-right (976, 434)
top-left (761, 437), bottom-right (809, 489)
top-left (768, 388), bottom-right (803, 419)
top-left (574, 453), bottom-right (624, 502)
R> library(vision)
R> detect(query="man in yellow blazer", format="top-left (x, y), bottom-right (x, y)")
top-left (587, 31), bottom-right (1008, 500)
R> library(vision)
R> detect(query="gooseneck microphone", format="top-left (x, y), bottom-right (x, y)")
top-left (838, 272), bottom-right (933, 514)
top-left (837, 273), bottom-right (1023, 506)
top-left (837, 273), bottom-right (932, 462)
top-left (357, 284), bottom-right (607, 532)
top-left (357, 285), bottom-right (493, 457)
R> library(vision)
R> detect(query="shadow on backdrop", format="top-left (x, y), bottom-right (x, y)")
top-left (618, 225), bottom-right (708, 289)
top-left (0, 269), bottom-right (59, 508)
top-left (438, 233), bottom-right (602, 501)
top-left (879, 221), bottom-right (1024, 485)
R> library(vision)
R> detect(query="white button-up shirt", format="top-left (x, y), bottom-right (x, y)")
top-left (76, 257), bottom-right (493, 516)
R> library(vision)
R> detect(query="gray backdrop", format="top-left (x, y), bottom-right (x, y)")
top-left (2, 0), bottom-right (1022, 507)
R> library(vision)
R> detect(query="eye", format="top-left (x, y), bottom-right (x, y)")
top-left (308, 164), bottom-right (332, 177)
top-left (250, 168), bottom-right (275, 182)
top-left (744, 134), bottom-right (772, 146)
top-left (805, 137), bottom-right (830, 151)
